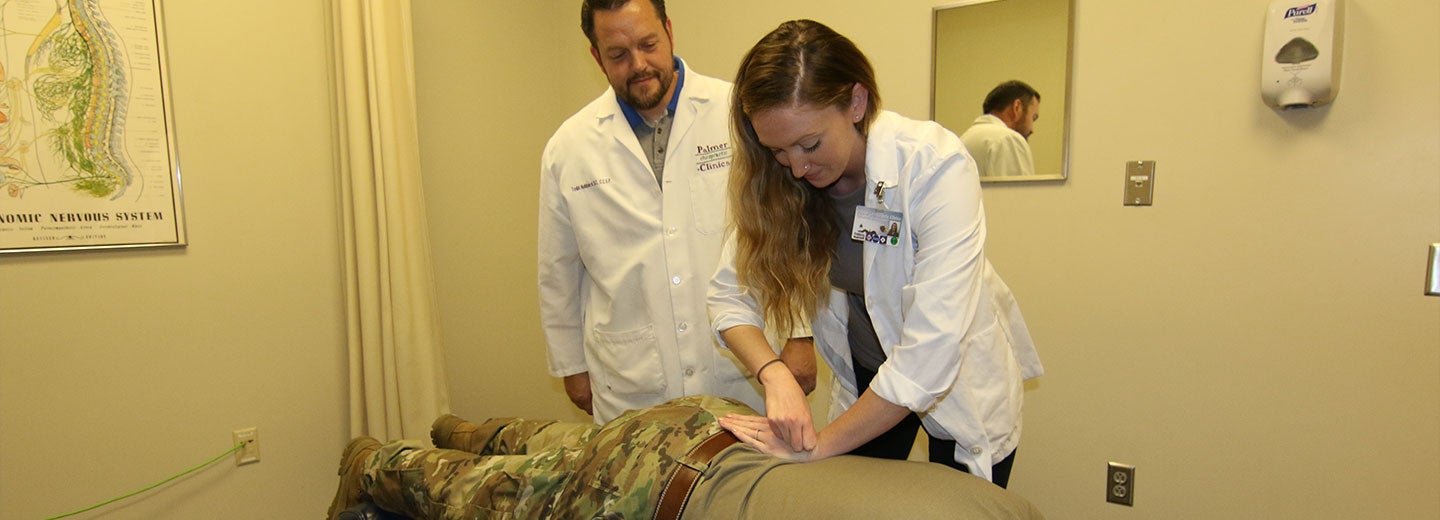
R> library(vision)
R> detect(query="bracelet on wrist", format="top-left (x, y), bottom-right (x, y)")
top-left (755, 358), bottom-right (786, 382)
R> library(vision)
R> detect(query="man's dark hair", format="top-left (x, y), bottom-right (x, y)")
top-left (981, 80), bottom-right (1040, 115)
top-left (581, 0), bottom-right (669, 49)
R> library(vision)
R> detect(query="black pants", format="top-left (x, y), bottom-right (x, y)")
top-left (847, 364), bottom-right (1016, 488)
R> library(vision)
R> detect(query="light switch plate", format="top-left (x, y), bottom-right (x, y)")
top-left (1124, 161), bottom-right (1155, 206)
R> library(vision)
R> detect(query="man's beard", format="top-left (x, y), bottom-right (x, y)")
top-left (618, 68), bottom-right (674, 110)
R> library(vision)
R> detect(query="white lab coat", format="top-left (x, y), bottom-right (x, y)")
top-left (710, 111), bottom-right (1043, 481)
top-left (538, 61), bottom-right (763, 424)
top-left (959, 114), bottom-right (1034, 177)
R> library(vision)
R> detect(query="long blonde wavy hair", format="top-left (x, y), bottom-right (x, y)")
top-left (728, 20), bottom-right (880, 333)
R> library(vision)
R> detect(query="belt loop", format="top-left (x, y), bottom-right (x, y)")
top-left (652, 431), bottom-right (739, 520)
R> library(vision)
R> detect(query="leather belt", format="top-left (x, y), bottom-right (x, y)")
top-left (653, 430), bottom-right (740, 520)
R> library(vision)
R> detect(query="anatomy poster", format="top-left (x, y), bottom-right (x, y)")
top-left (0, 0), bottom-right (184, 253)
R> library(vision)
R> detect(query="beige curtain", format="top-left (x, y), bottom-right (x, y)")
top-left (330, 0), bottom-right (449, 440)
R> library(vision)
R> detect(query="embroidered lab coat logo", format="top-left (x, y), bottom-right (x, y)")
top-left (695, 143), bottom-right (731, 172)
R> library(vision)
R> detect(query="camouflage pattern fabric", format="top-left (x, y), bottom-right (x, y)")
top-left (361, 395), bottom-right (755, 519)
top-left (464, 417), bottom-right (601, 457)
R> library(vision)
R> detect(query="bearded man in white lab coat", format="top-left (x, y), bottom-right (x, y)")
top-left (538, 0), bottom-right (815, 423)
top-left (959, 80), bottom-right (1041, 178)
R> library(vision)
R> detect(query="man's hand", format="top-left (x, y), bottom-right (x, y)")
top-left (780, 337), bottom-right (818, 395)
top-left (562, 372), bottom-right (593, 415)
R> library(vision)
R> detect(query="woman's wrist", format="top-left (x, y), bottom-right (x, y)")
top-left (755, 357), bottom-right (787, 383)
top-left (793, 434), bottom-right (831, 462)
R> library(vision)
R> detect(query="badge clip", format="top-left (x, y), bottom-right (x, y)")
top-left (874, 181), bottom-right (892, 207)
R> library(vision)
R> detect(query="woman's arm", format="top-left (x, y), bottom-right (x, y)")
top-left (811, 391), bottom-right (911, 457)
top-left (719, 325), bottom-right (816, 452)
top-left (709, 236), bottom-right (817, 452)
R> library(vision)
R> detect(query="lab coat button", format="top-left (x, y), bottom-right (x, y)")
top-left (677, 322), bottom-right (689, 332)
top-left (667, 226), bottom-right (678, 236)
top-left (684, 367), bottom-right (695, 376)
top-left (969, 447), bottom-right (982, 455)
top-left (671, 276), bottom-right (682, 285)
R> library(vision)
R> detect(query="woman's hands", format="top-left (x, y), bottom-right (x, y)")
top-left (717, 413), bottom-right (816, 462)
top-left (757, 360), bottom-right (818, 452)
top-left (718, 325), bottom-right (819, 453)
top-left (723, 387), bottom-right (918, 465)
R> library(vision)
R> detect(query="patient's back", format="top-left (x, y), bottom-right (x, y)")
top-left (737, 455), bottom-right (1045, 519)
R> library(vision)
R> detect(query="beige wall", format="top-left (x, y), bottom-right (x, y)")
top-left (1002, 1), bottom-right (1439, 516)
top-left (411, 0), bottom-right (601, 426)
top-left (0, 2), bottom-right (347, 518)
top-left (1, 0), bottom-right (1433, 518)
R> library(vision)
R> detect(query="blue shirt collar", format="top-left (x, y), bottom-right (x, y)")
top-left (618, 56), bottom-right (685, 131)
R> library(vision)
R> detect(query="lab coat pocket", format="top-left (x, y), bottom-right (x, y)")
top-left (589, 324), bottom-right (667, 395)
top-left (956, 320), bottom-right (1022, 443)
top-left (689, 169), bottom-right (727, 235)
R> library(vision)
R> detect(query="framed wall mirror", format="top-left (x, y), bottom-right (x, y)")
top-left (931, 0), bottom-right (1074, 183)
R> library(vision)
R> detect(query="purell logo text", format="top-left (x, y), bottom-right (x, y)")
top-left (1285, 4), bottom-right (1316, 18)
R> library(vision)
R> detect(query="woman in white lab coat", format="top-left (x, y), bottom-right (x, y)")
top-left (708, 19), bottom-right (1042, 487)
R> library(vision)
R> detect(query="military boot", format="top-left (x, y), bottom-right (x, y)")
top-left (326, 436), bottom-right (380, 520)
top-left (430, 414), bottom-right (509, 454)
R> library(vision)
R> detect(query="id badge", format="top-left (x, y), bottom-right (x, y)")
top-left (851, 206), bottom-right (903, 247)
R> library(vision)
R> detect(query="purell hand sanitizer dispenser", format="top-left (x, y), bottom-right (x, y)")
top-left (1261, 0), bottom-right (1343, 109)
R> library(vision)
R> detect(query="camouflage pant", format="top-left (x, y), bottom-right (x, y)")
top-left (361, 395), bottom-right (756, 519)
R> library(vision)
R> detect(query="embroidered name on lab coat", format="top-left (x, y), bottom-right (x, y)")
top-left (571, 178), bottom-right (613, 192)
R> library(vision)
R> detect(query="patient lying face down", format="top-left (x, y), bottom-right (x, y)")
top-left (327, 395), bottom-right (1045, 520)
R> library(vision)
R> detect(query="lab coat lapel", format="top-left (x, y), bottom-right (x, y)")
top-left (668, 79), bottom-right (703, 157)
top-left (860, 112), bottom-right (904, 350)
top-left (595, 90), bottom-right (655, 184)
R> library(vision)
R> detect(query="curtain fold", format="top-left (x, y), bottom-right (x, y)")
top-left (330, 0), bottom-right (449, 440)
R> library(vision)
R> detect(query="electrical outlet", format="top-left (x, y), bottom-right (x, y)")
top-left (233, 427), bottom-right (260, 466)
top-left (1107, 462), bottom-right (1135, 506)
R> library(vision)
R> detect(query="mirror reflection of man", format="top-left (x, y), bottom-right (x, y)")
top-left (538, 0), bottom-right (816, 424)
top-left (959, 80), bottom-right (1041, 178)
